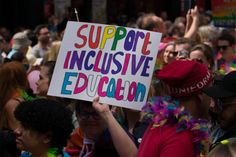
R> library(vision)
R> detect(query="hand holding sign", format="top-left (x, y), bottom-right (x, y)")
top-left (92, 96), bottom-right (110, 121)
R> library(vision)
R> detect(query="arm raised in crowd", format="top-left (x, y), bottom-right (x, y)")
top-left (92, 97), bottom-right (137, 157)
top-left (184, 6), bottom-right (199, 39)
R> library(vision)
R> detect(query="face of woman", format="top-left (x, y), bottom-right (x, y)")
top-left (163, 45), bottom-right (176, 64)
top-left (14, 123), bottom-right (48, 152)
top-left (36, 66), bottom-right (50, 96)
top-left (190, 50), bottom-right (209, 67)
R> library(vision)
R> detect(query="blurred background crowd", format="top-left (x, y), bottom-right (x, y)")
top-left (1, 0), bottom-right (236, 157)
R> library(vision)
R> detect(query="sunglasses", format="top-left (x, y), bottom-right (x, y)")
top-left (79, 111), bottom-right (100, 120)
top-left (164, 50), bottom-right (178, 57)
top-left (217, 45), bottom-right (229, 51)
top-left (177, 51), bottom-right (189, 59)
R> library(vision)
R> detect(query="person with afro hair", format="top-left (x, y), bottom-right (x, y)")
top-left (14, 98), bottom-right (74, 157)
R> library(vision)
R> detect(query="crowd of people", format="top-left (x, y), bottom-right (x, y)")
top-left (0, 5), bottom-right (236, 157)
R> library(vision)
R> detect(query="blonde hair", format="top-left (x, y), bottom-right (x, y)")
top-left (45, 41), bottom-right (61, 61)
top-left (198, 25), bottom-right (219, 43)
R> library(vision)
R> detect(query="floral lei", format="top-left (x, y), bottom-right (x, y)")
top-left (217, 56), bottom-right (236, 75)
top-left (14, 89), bottom-right (35, 101)
top-left (142, 96), bottom-right (210, 156)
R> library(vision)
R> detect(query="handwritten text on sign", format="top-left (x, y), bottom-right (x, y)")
top-left (48, 21), bottom-right (162, 110)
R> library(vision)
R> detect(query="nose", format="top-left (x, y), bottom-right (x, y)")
top-left (14, 127), bottom-right (22, 136)
top-left (36, 80), bottom-right (39, 86)
top-left (168, 52), bottom-right (174, 57)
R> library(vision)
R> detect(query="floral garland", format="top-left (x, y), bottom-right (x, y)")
top-left (217, 56), bottom-right (236, 75)
top-left (14, 89), bottom-right (35, 101)
top-left (218, 63), bottom-right (236, 75)
top-left (142, 96), bottom-right (210, 156)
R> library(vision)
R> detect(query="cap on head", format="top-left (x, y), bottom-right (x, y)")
top-left (203, 71), bottom-right (236, 98)
top-left (157, 60), bottom-right (213, 98)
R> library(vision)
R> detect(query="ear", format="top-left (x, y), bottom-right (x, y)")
top-left (209, 98), bottom-right (218, 112)
top-left (197, 92), bottom-right (204, 102)
top-left (42, 131), bottom-right (52, 144)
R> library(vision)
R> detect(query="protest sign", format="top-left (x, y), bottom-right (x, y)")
top-left (48, 21), bottom-right (162, 110)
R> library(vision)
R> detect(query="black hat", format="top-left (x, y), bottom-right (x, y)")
top-left (203, 71), bottom-right (236, 98)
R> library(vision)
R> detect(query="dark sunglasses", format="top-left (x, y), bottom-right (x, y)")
top-left (79, 111), bottom-right (100, 120)
top-left (217, 45), bottom-right (229, 51)
top-left (177, 51), bottom-right (189, 59)
top-left (165, 50), bottom-right (178, 56)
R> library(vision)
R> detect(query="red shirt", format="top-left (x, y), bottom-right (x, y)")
top-left (137, 124), bottom-right (195, 157)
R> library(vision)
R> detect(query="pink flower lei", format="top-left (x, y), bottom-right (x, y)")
top-left (142, 96), bottom-right (210, 156)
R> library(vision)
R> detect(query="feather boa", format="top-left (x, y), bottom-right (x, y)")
top-left (142, 96), bottom-right (210, 156)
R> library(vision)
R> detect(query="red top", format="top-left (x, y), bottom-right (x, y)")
top-left (137, 124), bottom-right (194, 157)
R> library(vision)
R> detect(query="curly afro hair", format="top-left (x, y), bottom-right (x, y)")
top-left (14, 98), bottom-right (74, 148)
